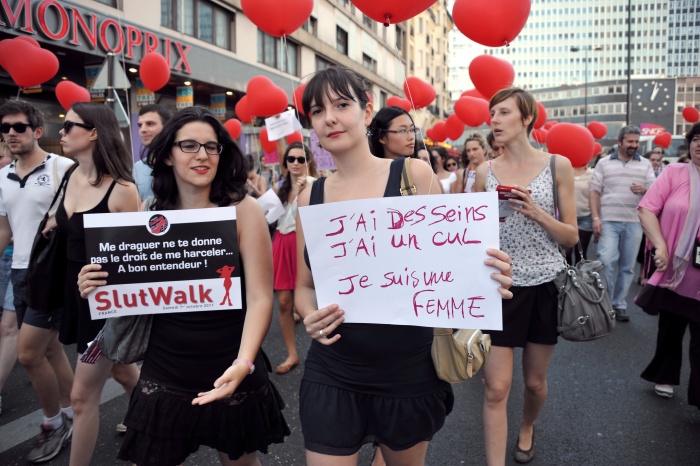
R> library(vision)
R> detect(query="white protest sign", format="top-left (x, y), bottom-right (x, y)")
top-left (83, 208), bottom-right (241, 319)
top-left (257, 188), bottom-right (286, 224)
top-left (265, 110), bottom-right (297, 140)
top-left (299, 192), bottom-right (502, 330)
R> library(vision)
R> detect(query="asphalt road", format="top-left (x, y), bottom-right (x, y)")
top-left (0, 278), bottom-right (698, 465)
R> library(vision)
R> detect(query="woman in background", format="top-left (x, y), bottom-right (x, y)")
top-left (430, 146), bottom-right (456, 193)
top-left (452, 133), bottom-right (488, 194)
top-left (368, 106), bottom-right (419, 160)
top-left (245, 154), bottom-right (267, 198)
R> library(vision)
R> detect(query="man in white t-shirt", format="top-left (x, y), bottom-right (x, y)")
top-left (0, 100), bottom-right (75, 463)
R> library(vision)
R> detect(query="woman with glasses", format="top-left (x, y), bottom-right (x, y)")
top-left (368, 106), bottom-right (419, 160)
top-left (430, 146), bottom-right (457, 193)
top-left (78, 107), bottom-right (290, 465)
top-left (52, 102), bottom-right (141, 466)
top-left (272, 142), bottom-right (315, 375)
top-left (452, 133), bottom-right (488, 194)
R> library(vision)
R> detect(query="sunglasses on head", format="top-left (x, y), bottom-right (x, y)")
top-left (62, 121), bottom-right (95, 134)
top-left (0, 122), bottom-right (33, 134)
top-left (286, 156), bottom-right (307, 164)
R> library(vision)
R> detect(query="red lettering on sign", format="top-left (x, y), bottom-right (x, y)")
top-left (37, 0), bottom-right (69, 40)
top-left (99, 18), bottom-right (124, 53)
top-left (125, 25), bottom-right (142, 59)
top-left (0, 0), bottom-right (34, 32)
top-left (70, 9), bottom-right (97, 48)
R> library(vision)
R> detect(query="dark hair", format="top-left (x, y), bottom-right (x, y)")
top-left (278, 142), bottom-right (312, 205)
top-left (302, 66), bottom-right (370, 118)
top-left (147, 106), bottom-right (247, 210)
top-left (138, 104), bottom-right (172, 125)
top-left (617, 125), bottom-right (641, 142)
top-left (0, 100), bottom-right (44, 129)
top-left (684, 122), bottom-right (700, 147)
top-left (431, 146), bottom-right (449, 162)
top-left (368, 106), bottom-right (414, 158)
top-left (70, 102), bottom-right (134, 187)
top-left (444, 155), bottom-right (459, 171)
top-left (486, 131), bottom-right (496, 149)
top-left (244, 153), bottom-right (257, 173)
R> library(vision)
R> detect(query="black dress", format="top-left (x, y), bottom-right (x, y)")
top-left (300, 157), bottom-right (454, 455)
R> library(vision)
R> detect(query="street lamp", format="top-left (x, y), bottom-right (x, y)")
top-left (570, 45), bottom-right (602, 126)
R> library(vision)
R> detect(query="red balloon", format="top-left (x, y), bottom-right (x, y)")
top-left (469, 55), bottom-right (515, 99)
top-left (14, 36), bottom-right (41, 48)
top-left (546, 123), bottom-right (595, 168)
top-left (403, 76), bottom-right (436, 109)
top-left (247, 76), bottom-right (289, 117)
top-left (224, 119), bottom-right (242, 139)
top-left (431, 121), bottom-right (448, 143)
top-left (235, 96), bottom-right (254, 123)
top-left (592, 142), bottom-right (603, 158)
top-left (425, 127), bottom-right (435, 141)
top-left (586, 121), bottom-right (607, 139)
top-left (682, 106), bottom-right (700, 123)
top-left (351, 0), bottom-right (436, 25)
top-left (387, 96), bottom-right (413, 112)
top-left (543, 121), bottom-right (559, 130)
top-left (453, 0), bottom-right (530, 47)
top-left (653, 132), bottom-right (672, 149)
top-left (454, 96), bottom-right (489, 127)
top-left (534, 102), bottom-right (547, 129)
top-left (241, 0), bottom-right (313, 37)
top-left (460, 89), bottom-right (487, 100)
top-left (445, 114), bottom-right (465, 140)
top-left (140, 53), bottom-right (170, 92)
top-left (55, 81), bottom-right (91, 111)
top-left (2, 39), bottom-right (58, 88)
top-left (293, 83), bottom-right (306, 115)
top-left (0, 37), bottom-right (41, 69)
top-left (531, 128), bottom-right (548, 144)
top-left (286, 131), bottom-right (303, 144)
top-left (259, 127), bottom-right (277, 153)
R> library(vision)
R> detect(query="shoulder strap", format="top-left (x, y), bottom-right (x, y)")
top-left (309, 177), bottom-right (326, 206)
top-left (49, 163), bottom-right (78, 212)
top-left (400, 157), bottom-right (417, 196)
top-left (550, 154), bottom-right (558, 215)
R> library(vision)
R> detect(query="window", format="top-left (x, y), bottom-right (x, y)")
top-left (380, 90), bottom-right (387, 109)
top-left (161, 0), bottom-right (231, 49)
top-left (257, 31), bottom-right (299, 76)
top-left (94, 0), bottom-right (117, 6)
top-left (395, 26), bottom-right (404, 52)
top-left (362, 15), bottom-right (374, 31)
top-left (362, 53), bottom-right (377, 73)
top-left (316, 55), bottom-right (335, 71)
top-left (302, 16), bottom-right (318, 36)
top-left (336, 26), bottom-right (348, 55)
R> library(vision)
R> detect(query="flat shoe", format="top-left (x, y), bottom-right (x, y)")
top-left (275, 361), bottom-right (299, 375)
top-left (654, 385), bottom-right (674, 398)
top-left (514, 429), bottom-right (535, 464)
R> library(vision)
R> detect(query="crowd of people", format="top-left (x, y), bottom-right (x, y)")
top-left (0, 64), bottom-right (696, 466)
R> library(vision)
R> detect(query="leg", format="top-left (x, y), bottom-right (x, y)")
top-left (612, 222), bottom-right (644, 310)
top-left (518, 343), bottom-right (556, 451)
top-left (578, 230), bottom-right (593, 261)
top-left (17, 325), bottom-right (63, 418)
top-left (687, 320), bottom-right (700, 408)
top-left (596, 221), bottom-right (621, 304)
top-left (371, 445), bottom-right (386, 466)
top-left (482, 346), bottom-right (515, 466)
top-left (45, 331), bottom-right (74, 409)
top-left (218, 451), bottom-right (261, 466)
top-left (379, 441), bottom-right (429, 466)
top-left (0, 309), bottom-right (18, 393)
top-left (640, 311), bottom-right (688, 386)
top-left (306, 450), bottom-right (359, 466)
top-left (68, 355), bottom-right (117, 466)
top-left (275, 290), bottom-right (299, 373)
top-left (110, 363), bottom-right (140, 397)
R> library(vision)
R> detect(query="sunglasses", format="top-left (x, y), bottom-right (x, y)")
top-left (446, 162), bottom-right (458, 167)
top-left (0, 122), bottom-right (33, 134)
top-left (62, 121), bottom-right (95, 134)
top-left (286, 156), bottom-right (307, 164)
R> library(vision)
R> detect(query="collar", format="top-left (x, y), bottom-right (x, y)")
top-left (7, 153), bottom-right (53, 188)
top-left (610, 150), bottom-right (641, 162)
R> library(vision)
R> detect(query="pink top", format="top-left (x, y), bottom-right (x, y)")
top-left (638, 164), bottom-right (700, 302)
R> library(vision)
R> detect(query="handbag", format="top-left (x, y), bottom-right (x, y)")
top-left (95, 314), bottom-right (153, 364)
top-left (550, 156), bottom-right (615, 341)
top-left (26, 164), bottom-right (77, 313)
top-left (431, 328), bottom-right (491, 383)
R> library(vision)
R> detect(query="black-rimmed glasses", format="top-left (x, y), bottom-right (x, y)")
top-left (0, 122), bottom-right (33, 134)
top-left (383, 127), bottom-right (420, 136)
top-left (285, 156), bottom-right (307, 164)
top-left (62, 121), bottom-right (95, 134)
top-left (173, 139), bottom-right (223, 155)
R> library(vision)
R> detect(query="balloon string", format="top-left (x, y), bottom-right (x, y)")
top-left (15, 88), bottom-right (20, 100)
top-left (281, 34), bottom-right (309, 179)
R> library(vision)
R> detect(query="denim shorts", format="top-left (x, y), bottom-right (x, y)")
top-left (0, 254), bottom-right (13, 312)
top-left (577, 215), bottom-right (593, 232)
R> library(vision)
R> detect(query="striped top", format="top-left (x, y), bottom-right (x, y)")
top-left (589, 152), bottom-right (655, 222)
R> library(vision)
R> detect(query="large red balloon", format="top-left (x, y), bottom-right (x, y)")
top-left (241, 0), bottom-right (313, 37)
top-left (534, 102), bottom-right (547, 129)
top-left (453, 0), bottom-right (530, 47)
top-left (247, 76), bottom-right (289, 117)
top-left (387, 96), bottom-right (413, 112)
top-left (454, 96), bottom-right (489, 127)
top-left (531, 128), bottom-right (548, 144)
top-left (55, 81), bottom-right (91, 111)
top-left (235, 96), bottom-right (254, 123)
top-left (224, 119), bottom-right (242, 139)
top-left (403, 76), bottom-right (436, 109)
top-left (586, 121), bottom-right (608, 139)
top-left (653, 132), bottom-right (672, 149)
top-left (1, 39), bottom-right (58, 88)
top-left (140, 53), bottom-right (170, 92)
top-left (461, 88), bottom-right (487, 100)
top-left (469, 55), bottom-right (515, 99)
top-left (259, 127), bottom-right (277, 153)
top-left (546, 123), bottom-right (595, 168)
top-left (682, 106), bottom-right (700, 123)
top-left (351, 0), bottom-right (437, 26)
top-left (431, 121), bottom-right (448, 143)
top-left (293, 83), bottom-right (306, 115)
top-left (286, 131), bottom-right (303, 144)
top-left (445, 114), bottom-right (465, 140)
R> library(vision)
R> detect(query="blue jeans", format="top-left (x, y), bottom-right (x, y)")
top-left (597, 221), bottom-right (643, 310)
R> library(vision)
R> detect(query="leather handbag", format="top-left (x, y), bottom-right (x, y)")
top-left (27, 164), bottom-right (77, 313)
top-left (550, 156), bottom-right (615, 341)
top-left (95, 314), bottom-right (153, 364)
top-left (432, 328), bottom-right (491, 383)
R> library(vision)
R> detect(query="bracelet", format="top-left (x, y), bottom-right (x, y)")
top-left (593, 217), bottom-right (601, 221)
top-left (232, 358), bottom-right (255, 374)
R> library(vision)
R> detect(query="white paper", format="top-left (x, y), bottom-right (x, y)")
top-left (257, 189), bottom-right (286, 224)
top-left (265, 110), bottom-right (297, 141)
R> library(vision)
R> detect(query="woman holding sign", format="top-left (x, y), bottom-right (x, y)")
top-left (54, 102), bottom-right (141, 466)
top-left (78, 107), bottom-right (289, 466)
top-left (294, 66), bottom-right (514, 466)
top-left (474, 88), bottom-right (578, 465)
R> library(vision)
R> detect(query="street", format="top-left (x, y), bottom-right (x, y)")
top-left (0, 277), bottom-right (698, 465)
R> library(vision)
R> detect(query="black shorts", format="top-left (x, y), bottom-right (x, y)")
top-left (12, 268), bottom-right (61, 330)
top-left (489, 281), bottom-right (559, 348)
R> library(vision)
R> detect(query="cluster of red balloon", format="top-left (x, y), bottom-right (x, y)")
top-left (0, 36), bottom-right (58, 89)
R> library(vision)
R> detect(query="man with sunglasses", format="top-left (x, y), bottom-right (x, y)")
top-left (0, 100), bottom-right (75, 463)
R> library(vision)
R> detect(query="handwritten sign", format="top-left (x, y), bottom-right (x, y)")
top-left (257, 188), bottom-right (285, 224)
top-left (299, 192), bottom-right (502, 330)
top-left (83, 208), bottom-right (241, 319)
top-left (265, 110), bottom-right (297, 141)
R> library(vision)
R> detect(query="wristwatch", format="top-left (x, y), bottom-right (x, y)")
top-left (233, 358), bottom-right (255, 374)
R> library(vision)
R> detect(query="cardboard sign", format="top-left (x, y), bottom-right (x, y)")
top-left (84, 208), bottom-right (241, 319)
top-left (265, 110), bottom-right (297, 141)
top-left (299, 192), bottom-right (503, 330)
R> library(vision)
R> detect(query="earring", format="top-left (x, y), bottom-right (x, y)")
top-left (165, 161), bottom-right (172, 166)
top-left (317, 142), bottom-right (323, 149)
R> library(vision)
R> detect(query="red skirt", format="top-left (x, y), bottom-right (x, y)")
top-left (272, 231), bottom-right (297, 291)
